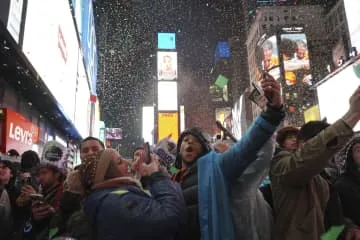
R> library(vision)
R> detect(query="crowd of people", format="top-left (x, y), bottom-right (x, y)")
top-left (1, 75), bottom-right (360, 240)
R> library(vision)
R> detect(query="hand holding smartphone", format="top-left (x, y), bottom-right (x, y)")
top-left (143, 142), bottom-right (152, 164)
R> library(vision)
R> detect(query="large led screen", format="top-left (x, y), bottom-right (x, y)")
top-left (106, 128), bottom-right (123, 140)
top-left (23, 0), bottom-right (78, 123)
top-left (74, 53), bottom-right (91, 138)
top-left (142, 106), bottom-right (154, 145)
top-left (158, 33), bottom-right (176, 50)
top-left (158, 112), bottom-right (179, 142)
top-left (158, 82), bottom-right (178, 111)
top-left (6, 0), bottom-right (23, 43)
top-left (317, 59), bottom-right (360, 131)
top-left (280, 33), bottom-right (312, 86)
top-left (255, 35), bottom-right (281, 82)
top-left (157, 52), bottom-right (178, 81)
top-left (344, 0), bottom-right (360, 54)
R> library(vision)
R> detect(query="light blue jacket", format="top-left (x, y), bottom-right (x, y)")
top-left (198, 115), bottom-right (278, 240)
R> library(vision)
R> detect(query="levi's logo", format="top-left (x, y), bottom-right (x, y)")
top-left (8, 122), bottom-right (33, 145)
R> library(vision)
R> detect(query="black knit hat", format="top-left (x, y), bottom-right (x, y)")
top-left (175, 127), bottom-right (211, 168)
top-left (21, 150), bottom-right (40, 172)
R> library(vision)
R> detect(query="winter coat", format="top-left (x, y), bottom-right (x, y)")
top-left (84, 173), bottom-right (187, 240)
top-left (336, 137), bottom-right (360, 227)
top-left (270, 119), bottom-right (354, 240)
top-left (230, 139), bottom-right (275, 240)
top-left (198, 115), bottom-right (279, 240)
top-left (0, 188), bottom-right (12, 239)
top-left (172, 165), bottom-right (200, 240)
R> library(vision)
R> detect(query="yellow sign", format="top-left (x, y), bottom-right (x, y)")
top-left (158, 112), bottom-right (179, 142)
top-left (304, 105), bottom-right (321, 123)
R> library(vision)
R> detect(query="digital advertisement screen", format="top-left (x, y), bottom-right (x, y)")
top-left (23, 0), bottom-right (79, 124)
top-left (158, 33), bottom-right (176, 50)
top-left (256, 35), bottom-right (281, 82)
top-left (106, 128), bottom-right (123, 140)
top-left (74, 53), bottom-right (91, 138)
top-left (157, 52), bottom-right (178, 81)
top-left (232, 95), bottom-right (245, 140)
top-left (343, 0), bottom-right (360, 54)
top-left (158, 112), bottom-right (179, 142)
top-left (157, 82), bottom-right (178, 111)
top-left (81, 0), bottom-right (98, 94)
top-left (280, 33), bottom-right (312, 86)
top-left (6, 0), bottom-right (23, 43)
top-left (317, 59), bottom-right (360, 131)
top-left (142, 106), bottom-right (154, 145)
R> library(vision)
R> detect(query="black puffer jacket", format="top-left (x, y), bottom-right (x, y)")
top-left (173, 164), bottom-right (200, 240)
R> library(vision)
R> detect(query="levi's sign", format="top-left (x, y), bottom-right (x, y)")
top-left (5, 109), bottom-right (40, 154)
top-left (8, 122), bottom-right (34, 145)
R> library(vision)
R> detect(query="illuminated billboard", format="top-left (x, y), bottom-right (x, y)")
top-left (256, 35), bottom-right (281, 82)
top-left (158, 82), bottom-right (178, 111)
top-left (280, 33), bottom-right (312, 86)
top-left (6, 0), bottom-right (24, 43)
top-left (157, 52), bottom-right (178, 81)
top-left (316, 59), bottom-right (360, 131)
top-left (344, 0), bottom-right (360, 54)
top-left (158, 33), bottom-right (176, 50)
top-left (22, 0), bottom-right (79, 123)
top-left (106, 128), bottom-right (123, 140)
top-left (158, 112), bottom-right (179, 142)
top-left (74, 51), bottom-right (91, 138)
top-left (142, 106), bottom-right (155, 145)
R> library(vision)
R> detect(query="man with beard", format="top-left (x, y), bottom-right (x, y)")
top-left (173, 73), bottom-right (285, 240)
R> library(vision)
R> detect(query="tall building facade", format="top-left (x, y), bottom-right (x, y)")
top-left (245, 4), bottom-right (333, 126)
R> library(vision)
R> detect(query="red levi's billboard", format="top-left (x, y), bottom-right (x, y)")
top-left (3, 108), bottom-right (40, 154)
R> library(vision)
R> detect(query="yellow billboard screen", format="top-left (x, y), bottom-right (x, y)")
top-left (304, 105), bottom-right (320, 123)
top-left (158, 112), bottom-right (179, 142)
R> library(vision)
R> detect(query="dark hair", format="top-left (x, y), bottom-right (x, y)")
top-left (132, 147), bottom-right (144, 159)
top-left (7, 149), bottom-right (20, 157)
top-left (80, 137), bottom-right (105, 150)
top-left (21, 150), bottom-right (40, 171)
top-left (280, 39), bottom-right (296, 58)
top-left (297, 121), bottom-right (330, 142)
top-left (276, 126), bottom-right (299, 147)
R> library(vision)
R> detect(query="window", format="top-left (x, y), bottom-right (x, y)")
top-left (284, 15), bottom-right (289, 21)
top-left (269, 16), bottom-right (273, 21)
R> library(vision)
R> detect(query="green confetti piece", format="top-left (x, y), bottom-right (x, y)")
top-left (215, 74), bottom-right (229, 88)
top-left (321, 225), bottom-right (345, 240)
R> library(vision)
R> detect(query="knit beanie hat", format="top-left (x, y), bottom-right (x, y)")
top-left (40, 141), bottom-right (69, 175)
top-left (175, 127), bottom-right (211, 169)
top-left (21, 150), bottom-right (40, 172)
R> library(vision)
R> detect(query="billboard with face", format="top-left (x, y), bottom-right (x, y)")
top-left (157, 52), bottom-right (178, 81)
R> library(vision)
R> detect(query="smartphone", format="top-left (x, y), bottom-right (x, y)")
top-left (143, 142), bottom-right (151, 164)
top-left (29, 194), bottom-right (44, 202)
top-left (21, 176), bottom-right (32, 186)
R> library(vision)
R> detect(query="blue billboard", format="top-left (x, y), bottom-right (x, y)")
top-left (158, 33), bottom-right (176, 50)
top-left (81, 0), bottom-right (98, 95)
top-left (214, 41), bottom-right (230, 63)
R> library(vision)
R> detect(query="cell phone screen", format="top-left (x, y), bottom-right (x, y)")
top-left (143, 142), bottom-right (151, 164)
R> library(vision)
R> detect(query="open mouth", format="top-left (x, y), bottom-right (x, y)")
top-left (185, 146), bottom-right (194, 153)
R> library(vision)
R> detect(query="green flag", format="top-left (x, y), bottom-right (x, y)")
top-left (321, 225), bottom-right (345, 240)
top-left (215, 74), bottom-right (229, 88)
